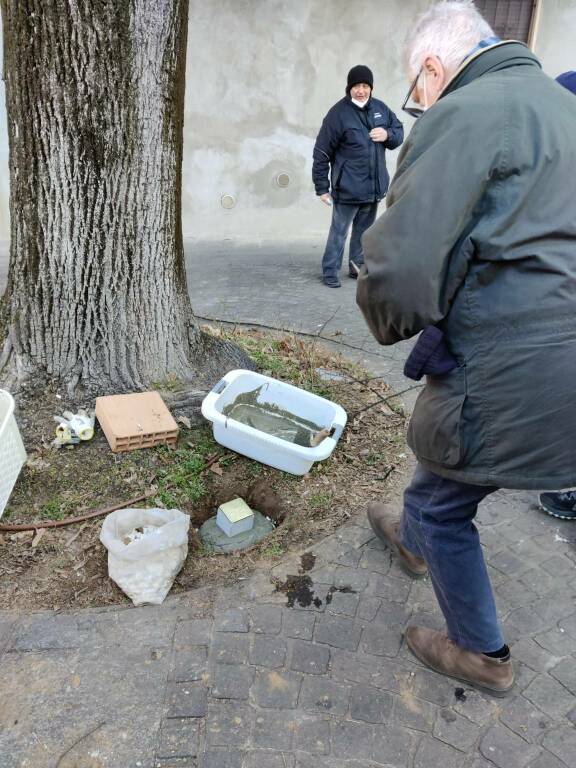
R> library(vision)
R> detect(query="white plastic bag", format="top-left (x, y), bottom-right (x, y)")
top-left (100, 507), bottom-right (190, 605)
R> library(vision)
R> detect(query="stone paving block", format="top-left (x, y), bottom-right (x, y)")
top-left (367, 573), bottom-right (411, 603)
top-left (326, 591), bottom-right (360, 617)
top-left (549, 657), bottom-right (576, 695)
top-left (356, 597), bottom-right (381, 621)
top-left (401, 666), bottom-right (458, 707)
top-left (167, 682), bottom-right (208, 718)
top-left (314, 615), bottom-right (362, 651)
top-left (333, 566), bottom-right (369, 592)
top-left (299, 676), bottom-right (350, 715)
top-left (360, 623), bottom-right (402, 658)
top-left (215, 609), bottom-right (249, 633)
top-left (433, 708), bottom-right (482, 751)
top-left (518, 568), bottom-right (555, 598)
top-left (349, 684), bottom-right (393, 724)
top-left (203, 749), bottom-right (244, 768)
top-left (174, 618), bottom-right (212, 647)
top-left (487, 549), bottom-right (527, 577)
top-left (532, 594), bottom-right (576, 624)
top-left (335, 525), bottom-right (374, 549)
top-left (534, 627), bottom-right (574, 657)
top-left (359, 546), bottom-right (391, 575)
top-left (211, 664), bottom-right (255, 700)
top-left (371, 723), bottom-right (413, 766)
top-left (154, 759), bottom-right (196, 768)
top-left (540, 555), bottom-right (576, 578)
top-left (250, 635), bottom-right (287, 669)
top-left (413, 736), bottom-right (467, 768)
top-left (503, 607), bottom-right (551, 641)
top-left (309, 565), bottom-right (336, 585)
top-left (252, 669), bottom-right (302, 708)
top-left (157, 718), bottom-right (199, 759)
top-left (511, 638), bottom-right (558, 674)
top-left (249, 606), bottom-right (282, 635)
top-left (391, 692), bottom-right (436, 732)
top-left (375, 599), bottom-right (413, 627)
top-left (452, 689), bottom-right (498, 726)
top-left (558, 612), bottom-right (576, 640)
top-left (329, 649), bottom-right (402, 693)
top-left (293, 716), bottom-right (331, 755)
top-left (205, 702), bottom-right (252, 747)
top-left (330, 720), bottom-right (373, 761)
top-left (290, 640), bottom-right (330, 675)
top-left (528, 752), bottom-right (570, 768)
top-left (333, 545), bottom-right (364, 568)
top-left (171, 646), bottom-right (208, 682)
top-left (496, 579), bottom-right (538, 608)
top-left (283, 610), bottom-right (315, 640)
top-left (522, 673), bottom-right (576, 718)
top-left (310, 537), bottom-right (348, 563)
top-left (542, 725), bottom-right (576, 767)
top-left (212, 633), bottom-right (250, 665)
top-left (243, 751), bottom-right (295, 768)
top-left (253, 709), bottom-right (298, 750)
top-left (479, 724), bottom-right (541, 768)
top-left (499, 696), bottom-right (551, 743)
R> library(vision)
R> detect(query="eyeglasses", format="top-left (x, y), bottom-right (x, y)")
top-left (402, 68), bottom-right (424, 118)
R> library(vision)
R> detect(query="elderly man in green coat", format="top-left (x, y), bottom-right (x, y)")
top-left (357, 0), bottom-right (576, 696)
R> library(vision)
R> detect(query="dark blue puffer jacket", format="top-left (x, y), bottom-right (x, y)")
top-left (312, 96), bottom-right (404, 204)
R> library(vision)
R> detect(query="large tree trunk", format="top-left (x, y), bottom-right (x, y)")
top-left (0, 0), bottom-right (249, 396)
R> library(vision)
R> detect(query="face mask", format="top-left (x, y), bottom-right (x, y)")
top-left (352, 97), bottom-right (368, 108)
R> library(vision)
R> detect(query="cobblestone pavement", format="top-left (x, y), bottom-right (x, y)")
top-left (1, 240), bottom-right (575, 766)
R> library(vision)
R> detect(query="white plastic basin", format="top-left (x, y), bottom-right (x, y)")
top-left (0, 389), bottom-right (27, 517)
top-left (201, 370), bottom-right (347, 476)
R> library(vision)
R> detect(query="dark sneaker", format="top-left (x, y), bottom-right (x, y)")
top-left (539, 491), bottom-right (576, 520)
top-left (323, 278), bottom-right (341, 288)
top-left (405, 626), bottom-right (515, 697)
top-left (348, 261), bottom-right (362, 279)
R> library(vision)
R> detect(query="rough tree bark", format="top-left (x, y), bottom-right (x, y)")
top-left (0, 0), bottom-right (250, 398)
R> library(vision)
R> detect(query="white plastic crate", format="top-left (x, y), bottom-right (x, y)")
top-left (201, 370), bottom-right (347, 476)
top-left (0, 389), bottom-right (27, 518)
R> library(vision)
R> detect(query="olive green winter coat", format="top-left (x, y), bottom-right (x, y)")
top-left (357, 42), bottom-right (576, 489)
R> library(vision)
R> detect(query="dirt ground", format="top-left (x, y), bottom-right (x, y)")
top-left (0, 328), bottom-right (409, 612)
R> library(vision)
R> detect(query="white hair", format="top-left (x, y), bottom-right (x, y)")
top-left (406, 1), bottom-right (495, 77)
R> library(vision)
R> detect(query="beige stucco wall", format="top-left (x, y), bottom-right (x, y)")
top-left (0, 0), bottom-right (575, 245)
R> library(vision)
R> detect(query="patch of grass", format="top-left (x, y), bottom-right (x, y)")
top-left (155, 429), bottom-right (217, 506)
top-left (262, 542), bottom-right (284, 558)
top-left (365, 451), bottom-right (386, 466)
top-left (152, 374), bottom-right (184, 392)
top-left (245, 462), bottom-right (264, 478)
top-left (308, 491), bottom-right (333, 510)
top-left (38, 495), bottom-right (79, 521)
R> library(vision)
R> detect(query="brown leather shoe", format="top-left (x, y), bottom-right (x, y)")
top-left (405, 626), bottom-right (515, 697)
top-left (367, 502), bottom-right (428, 578)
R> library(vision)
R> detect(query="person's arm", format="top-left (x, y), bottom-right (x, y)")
top-left (312, 108), bottom-right (342, 197)
top-left (357, 98), bottom-right (506, 345)
top-left (384, 108), bottom-right (404, 150)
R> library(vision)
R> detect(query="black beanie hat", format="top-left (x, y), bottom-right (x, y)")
top-left (347, 65), bottom-right (374, 94)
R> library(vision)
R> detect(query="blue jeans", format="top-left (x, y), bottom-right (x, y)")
top-left (400, 464), bottom-right (503, 653)
top-left (322, 201), bottom-right (378, 282)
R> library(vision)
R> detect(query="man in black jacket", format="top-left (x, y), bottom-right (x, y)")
top-left (312, 65), bottom-right (403, 288)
